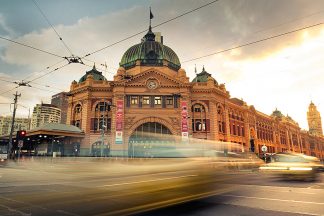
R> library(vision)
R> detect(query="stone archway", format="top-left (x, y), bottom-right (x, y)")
top-left (128, 120), bottom-right (176, 158)
top-left (127, 117), bottom-right (177, 136)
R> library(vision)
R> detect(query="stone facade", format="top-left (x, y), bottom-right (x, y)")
top-left (66, 30), bottom-right (324, 159)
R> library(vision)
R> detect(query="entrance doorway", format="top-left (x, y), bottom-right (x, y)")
top-left (128, 122), bottom-right (174, 157)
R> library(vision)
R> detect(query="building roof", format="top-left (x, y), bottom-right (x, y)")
top-left (79, 64), bottom-right (107, 83)
top-left (119, 27), bottom-right (181, 71)
top-left (191, 66), bottom-right (217, 84)
top-left (30, 123), bottom-right (83, 133)
top-left (272, 108), bottom-right (284, 118)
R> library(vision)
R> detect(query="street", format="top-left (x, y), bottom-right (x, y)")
top-left (140, 172), bottom-right (324, 216)
top-left (0, 158), bottom-right (323, 216)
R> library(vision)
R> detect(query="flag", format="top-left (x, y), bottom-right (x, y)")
top-left (150, 8), bottom-right (154, 19)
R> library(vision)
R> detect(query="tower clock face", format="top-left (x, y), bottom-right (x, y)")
top-left (312, 120), bottom-right (316, 126)
top-left (147, 80), bottom-right (158, 89)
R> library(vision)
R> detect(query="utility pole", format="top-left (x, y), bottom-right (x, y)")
top-left (7, 91), bottom-right (21, 159)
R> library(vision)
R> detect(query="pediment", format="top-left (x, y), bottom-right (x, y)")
top-left (125, 69), bottom-right (183, 88)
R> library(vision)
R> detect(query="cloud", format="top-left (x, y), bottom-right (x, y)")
top-left (0, 0), bottom-right (323, 130)
top-left (0, 13), bottom-right (15, 38)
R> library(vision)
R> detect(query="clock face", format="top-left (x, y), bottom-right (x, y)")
top-left (147, 80), bottom-right (158, 89)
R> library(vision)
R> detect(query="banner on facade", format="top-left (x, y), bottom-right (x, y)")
top-left (115, 100), bottom-right (123, 144)
top-left (181, 101), bottom-right (189, 141)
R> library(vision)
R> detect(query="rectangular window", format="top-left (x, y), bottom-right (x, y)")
top-left (131, 96), bottom-right (138, 105)
top-left (155, 96), bottom-right (161, 105)
top-left (166, 97), bottom-right (173, 105)
top-left (142, 96), bottom-right (150, 105)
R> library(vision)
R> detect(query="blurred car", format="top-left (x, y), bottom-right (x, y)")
top-left (0, 145), bottom-right (8, 163)
top-left (259, 152), bottom-right (323, 181)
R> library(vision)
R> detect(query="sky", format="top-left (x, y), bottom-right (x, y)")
top-left (0, 0), bottom-right (323, 130)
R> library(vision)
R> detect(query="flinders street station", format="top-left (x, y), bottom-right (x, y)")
top-left (66, 25), bottom-right (324, 159)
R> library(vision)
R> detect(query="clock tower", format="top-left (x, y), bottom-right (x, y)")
top-left (307, 101), bottom-right (323, 136)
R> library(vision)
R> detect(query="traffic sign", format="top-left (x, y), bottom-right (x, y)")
top-left (261, 145), bottom-right (267, 152)
top-left (18, 140), bottom-right (24, 148)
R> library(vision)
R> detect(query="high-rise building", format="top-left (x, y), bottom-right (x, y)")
top-left (51, 92), bottom-right (68, 124)
top-left (307, 101), bottom-right (323, 136)
top-left (0, 116), bottom-right (30, 136)
top-left (31, 103), bottom-right (61, 129)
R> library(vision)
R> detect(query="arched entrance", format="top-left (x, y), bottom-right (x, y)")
top-left (128, 122), bottom-right (175, 157)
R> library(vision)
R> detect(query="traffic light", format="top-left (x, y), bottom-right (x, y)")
top-left (16, 130), bottom-right (27, 140)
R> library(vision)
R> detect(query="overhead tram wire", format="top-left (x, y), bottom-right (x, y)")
top-left (22, 59), bottom-right (67, 81)
top-left (0, 86), bottom-right (19, 96)
top-left (30, 82), bottom-right (66, 92)
top-left (32, 0), bottom-right (73, 56)
top-left (0, 35), bottom-right (64, 59)
top-left (4, 0), bottom-right (219, 84)
top-left (182, 22), bottom-right (324, 63)
top-left (82, 58), bottom-right (118, 71)
top-left (82, 0), bottom-right (220, 58)
top-left (0, 78), bottom-right (15, 84)
top-left (28, 62), bottom-right (71, 83)
top-left (28, 85), bottom-right (59, 94)
top-left (82, 63), bottom-right (116, 77)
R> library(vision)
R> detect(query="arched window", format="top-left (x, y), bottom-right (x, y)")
top-left (217, 105), bottom-right (226, 133)
top-left (191, 103), bottom-right (208, 133)
top-left (195, 121), bottom-right (203, 131)
top-left (74, 104), bottom-right (82, 113)
top-left (92, 101), bottom-right (112, 132)
top-left (72, 104), bottom-right (82, 128)
top-left (95, 102), bottom-right (111, 112)
top-left (75, 120), bottom-right (81, 128)
top-left (192, 104), bottom-right (205, 113)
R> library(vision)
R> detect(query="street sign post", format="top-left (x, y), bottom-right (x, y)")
top-left (18, 140), bottom-right (23, 148)
top-left (261, 145), bottom-right (267, 163)
top-left (17, 140), bottom-right (23, 162)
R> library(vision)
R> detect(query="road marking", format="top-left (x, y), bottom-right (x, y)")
top-left (222, 194), bottom-right (324, 205)
top-left (56, 209), bottom-right (80, 216)
top-left (0, 204), bottom-right (31, 216)
top-left (101, 174), bottom-right (197, 187)
top-left (238, 184), bottom-right (317, 195)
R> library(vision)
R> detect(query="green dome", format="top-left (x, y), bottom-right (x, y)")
top-left (119, 28), bottom-right (181, 71)
top-left (192, 66), bottom-right (217, 84)
top-left (271, 108), bottom-right (283, 118)
top-left (79, 65), bottom-right (107, 83)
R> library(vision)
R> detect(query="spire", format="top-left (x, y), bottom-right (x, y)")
top-left (194, 64), bottom-right (197, 74)
top-left (144, 7), bottom-right (155, 41)
top-left (202, 65), bottom-right (206, 73)
top-left (93, 63), bottom-right (96, 70)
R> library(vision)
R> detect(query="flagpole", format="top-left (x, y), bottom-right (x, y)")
top-left (149, 7), bottom-right (151, 27)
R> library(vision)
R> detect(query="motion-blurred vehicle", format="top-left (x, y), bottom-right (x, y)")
top-left (114, 136), bottom-right (264, 214)
top-left (259, 152), bottom-right (323, 181)
top-left (0, 144), bottom-right (8, 162)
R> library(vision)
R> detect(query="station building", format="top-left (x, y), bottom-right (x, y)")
top-left (66, 26), bottom-right (324, 159)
